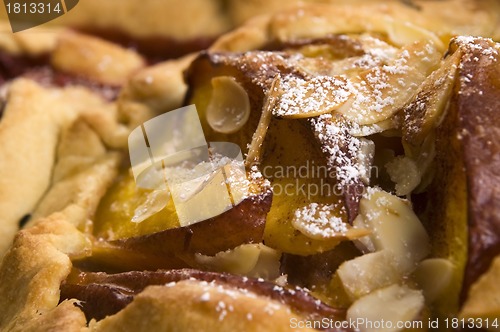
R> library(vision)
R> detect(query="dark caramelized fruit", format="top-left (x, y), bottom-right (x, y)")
top-left (60, 268), bottom-right (348, 325)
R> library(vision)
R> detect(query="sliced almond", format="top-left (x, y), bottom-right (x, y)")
top-left (194, 243), bottom-right (281, 279)
top-left (272, 75), bottom-right (352, 119)
top-left (296, 35), bottom-right (399, 78)
top-left (347, 284), bottom-right (425, 332)
top-left (337, 250), bottom-right (402, 301)
top-left (413, 258), bottom-right (455, 305)
top-left (348, 117), bottom-right (397, 137)
top-left (245, 75), bottom-right (280, 166)
top-left (353, 188), bottom-right (430, 272)
top-left (292, 203), bottom-right (368, 240)
top-left (206, 76), bottom-right (251, 134)
top-left (337, 40), bottom-right (442, 125)
top-left (383, 19), bottom-right (444, 51)
top-left (403, 49), bottom-right (461, 149)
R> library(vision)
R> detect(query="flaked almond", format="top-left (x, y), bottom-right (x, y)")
top-left (245, 75), bottom-right (280, 166)
top-left (296, 35), bottom-right (398, 78)
top-left (272, 75), bottom-right (352, 119)
top-left (206, 76), bottom-right (251, 134)
top-left (292, 202), bottom-right (368, 240)
top-left (348, 117), bottom-right (398, 137)
top-left (383, 18), bottom-right (444, 50)
top-left (337, 40), bottom-right (442, 125)
top-left (337, 250), bottom-right (402, 301)
top-left (403, 50), bottom-right (461, 148)
top-left (353, 188), bottom-right (430, 272)
top-left (347, 284), bottom-right (425, 332)
top-left (194, 243), bottom-right (281, 279)
top-left (413, 258), bottom-right (455, 304)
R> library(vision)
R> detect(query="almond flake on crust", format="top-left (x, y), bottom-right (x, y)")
top-left (272, 74), bottom-right (352, 119)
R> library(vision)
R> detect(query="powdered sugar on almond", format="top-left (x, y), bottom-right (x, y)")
top-left (273, 74), bottom-right (352, 118)
top-left (293, 202), bottom-right (348, 238)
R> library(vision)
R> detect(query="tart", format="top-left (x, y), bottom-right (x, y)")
top-left (0, 0), bottom-right (229, 59)
top-left (1, 1), bottom-right (500, 331)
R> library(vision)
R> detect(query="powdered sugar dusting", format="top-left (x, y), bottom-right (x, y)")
top-left (309, 114), bottom-right (365, 187)
top-left (209, 51), bottom-right (306, 90)
top-left (338, 40), bottom-right (440, 125)
top-left (293, 203), bottom-right (348, 238)
top-left (347, 53), bottom-right (410, 120)
top-left (273, 74), bottom-right (352, 118)
top-left (191, 279), bottom-right (294, 321)
top-left (347, 35), bottom-right (399, 71)
top-left (453, 36), bottom-right (499, 97)
top-left (454, 36), bottom-right (499, 60)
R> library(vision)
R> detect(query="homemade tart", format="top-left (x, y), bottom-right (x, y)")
top-left (0, 0), bottom-right (229, 59)
top-left (0, 1), bottom-right (500, 331)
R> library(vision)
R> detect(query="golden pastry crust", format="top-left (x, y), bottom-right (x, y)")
top-left (226, 0), bottom-right (500, 39)
top-left (0, 0), bottom-right (498, 57)
top-left (0, 79), bottom-right (113, 255)
top-left (30, 141), bottom-right (120, 224)
top-left (0, 0), bottom-right (229, 40)
top-left (89, 281), bottom-right (316, 332)
top-left (118, 54), bottom-right (197, 129)
top-left (17, 301), bottom-right (88, 332)
top-left (216, 0), bottom-right (500, 52)
top-left (0, 81), bottom-right (123, 331)
top-left (57, 0), bottom-right (229, 40)
top-left (51, 32), bottom-right (146, 85)
top-left (0, 23), bottom-right (62, 55)
top-left (0, 211), bottom-right (91, 331)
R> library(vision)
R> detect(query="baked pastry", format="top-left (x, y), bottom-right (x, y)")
top-left (1, 1), bottom-right (500, 331)
top-left (225, 0), bottom-right (500, 37)
top-left (0, 0), bottom-right (229, 59)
